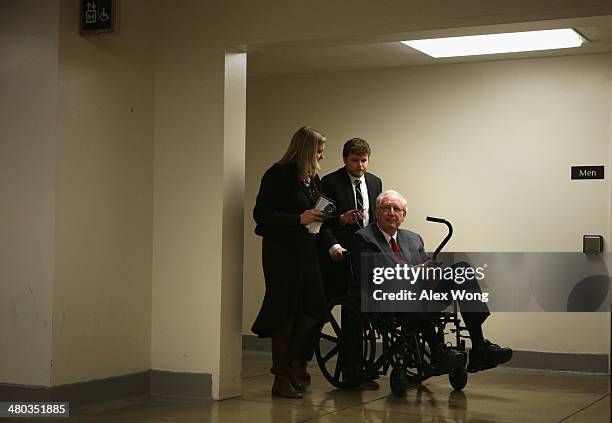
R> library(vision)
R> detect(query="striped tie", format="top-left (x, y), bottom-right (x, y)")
top-left (355, 179), bottom-right (364, 227)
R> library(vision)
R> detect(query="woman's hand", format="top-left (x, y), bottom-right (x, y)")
top-left (300, 209), bottom-right (326, 225)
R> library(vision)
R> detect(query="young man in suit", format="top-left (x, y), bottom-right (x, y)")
top-left (317, 138), bottom-right (383, 383)
top-left (319, 138), bottom-right (383, 298)
top-left (352, 190), bottom-right (513, 373)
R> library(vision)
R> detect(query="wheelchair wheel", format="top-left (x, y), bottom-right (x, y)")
top-left (386, 326), bottom-right (426, 397)
top-left (385, 326), bottom-right (427, 385)
top-left (315, 296), bottom-right (376, 389)
top-left (449, 366), bottom-right (468, 390)
top-left (390, 366), bottom-right (408, 397)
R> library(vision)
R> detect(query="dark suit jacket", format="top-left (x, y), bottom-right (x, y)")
top-left (253, 162), bottom-right (321, 249)
top-left (351, 223), bottom-right (432, 315)
top-left (351, 224), bottom-right (489, 320)
top-left (351, 223), bottom-right (430, 286)
top-left (252, 162), bottom-right (326, 336)
top-left (319, 167), bottom-right (382, 252)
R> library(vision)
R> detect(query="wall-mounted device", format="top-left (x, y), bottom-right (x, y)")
top-left (583, 235), bottom-right (603, 253)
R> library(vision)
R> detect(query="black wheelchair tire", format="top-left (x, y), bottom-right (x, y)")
top-left (390, 367), bottom-right (409, 397)
top-left (449, 366), bottom-right (468, 390)
top-left (314, 296), bottom-right (376, 389)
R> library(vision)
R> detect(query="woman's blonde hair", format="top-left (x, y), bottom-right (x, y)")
top-left (278, 126), bottom-right (326, 180)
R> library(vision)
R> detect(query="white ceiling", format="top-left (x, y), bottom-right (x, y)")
top-left (247, 15), bottom-right (612, 76)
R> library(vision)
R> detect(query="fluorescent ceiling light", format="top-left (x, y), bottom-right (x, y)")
top-left (401, 28), bottom-right (586, 58)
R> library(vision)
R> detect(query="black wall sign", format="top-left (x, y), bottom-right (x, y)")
top-left (571, 166), bottom-right (604, 180)
top-left (80, 0), bottom-right (115, 34)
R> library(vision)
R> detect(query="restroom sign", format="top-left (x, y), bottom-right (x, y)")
top-left (80, 0), bottom-right (115, 34)
top-left (571, 166), bottom-right (604, 180)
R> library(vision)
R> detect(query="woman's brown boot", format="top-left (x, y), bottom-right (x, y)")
top-left (291, 361), bottom-right (311, 388)
top-left (272, 375), bottom-right (303, 399)
top-left (288, 368), bottom-right (307, 392)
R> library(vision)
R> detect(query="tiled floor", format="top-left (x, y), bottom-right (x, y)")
top-left (39, 351), bottom-right (612, 422)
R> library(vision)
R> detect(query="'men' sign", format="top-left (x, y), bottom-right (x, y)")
top-left (571, 166), bottom-right (604, 180)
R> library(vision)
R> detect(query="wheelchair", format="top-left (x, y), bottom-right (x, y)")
top-left (314, 217), bottom-right (470, 397)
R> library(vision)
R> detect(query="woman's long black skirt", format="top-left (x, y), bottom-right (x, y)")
top-left (251, 237), bottom-right (326, 338)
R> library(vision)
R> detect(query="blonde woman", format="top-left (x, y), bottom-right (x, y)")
top-left (252, 126), bottom-right (327, 399)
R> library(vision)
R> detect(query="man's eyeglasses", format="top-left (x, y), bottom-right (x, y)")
top-left (379, 204), bottom-right (405, 214)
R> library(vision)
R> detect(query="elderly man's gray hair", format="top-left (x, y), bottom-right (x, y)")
top-left (375, 190), bottom-right (407, 210)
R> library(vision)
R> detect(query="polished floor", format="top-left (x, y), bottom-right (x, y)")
top-left (36, 351), bottom-right (612, 422)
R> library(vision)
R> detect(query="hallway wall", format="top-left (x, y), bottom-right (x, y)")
top-left (51, 0), bottom-right (155, 385)
top-left (3, 0), bottom-right (612, 398)
top-left (0, 1), bottom-right (58, 386)
top-left (244, 53), bottom-right (612, 354)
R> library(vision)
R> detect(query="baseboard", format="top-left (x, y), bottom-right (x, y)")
top-left (0, 370), bottom-right (211, 408)
top-left (0, 383), bottom-right (54, 403)
top-left (150, 370), bottom-right (212, 401)
top-left (507, 350), bottom-right (608, 373)
top-left (242, 334), bottom-right (271, 352)
top-left (242, 334), bottom-right (610, 374)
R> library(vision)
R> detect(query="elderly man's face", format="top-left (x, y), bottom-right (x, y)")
top-left (376, 193), bottom-right (406, 236)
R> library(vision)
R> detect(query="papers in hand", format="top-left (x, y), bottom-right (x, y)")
top-left (306, 196), bottom-right (336, 234)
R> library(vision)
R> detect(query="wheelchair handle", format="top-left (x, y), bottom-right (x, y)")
top-left (426, 216), bottom-right (453, 261)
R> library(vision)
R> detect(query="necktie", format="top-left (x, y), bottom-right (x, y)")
top-left (389, 238), bottom-right (406, 264)
top-left (354, 179), bottom-right (364, 227)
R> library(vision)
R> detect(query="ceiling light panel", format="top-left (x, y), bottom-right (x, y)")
top-left (402, 29), bottom-right (586, 58)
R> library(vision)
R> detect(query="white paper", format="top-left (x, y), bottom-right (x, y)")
top-left (314, 195), bottom-right (335, 214)
top-left (306, 196), bottom-right (335, 234)
top-left (306, 221), bottom-right (322, 234)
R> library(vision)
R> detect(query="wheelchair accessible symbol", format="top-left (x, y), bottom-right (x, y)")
top-left (100, 8), bottom-right (109, 22)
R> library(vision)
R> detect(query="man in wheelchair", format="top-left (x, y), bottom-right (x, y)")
top-left (351, 190), bottom-right (512, 375)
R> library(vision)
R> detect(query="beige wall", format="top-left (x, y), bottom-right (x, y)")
top-left (0, 1), bottom-right (58, 386)
top-left (151, 36), bottom-right (226, 385)
top-left (153, 0), bottom-right (612, 398)
top-left (3, 0), bottom-right (612, 395)
top-left (244, 53), bottom-right (612, 354)
top-left (150, 45), bottom-right (247, 401)
top-left (219, 51), bottom-right (247, 398)
top-left (52, 0), bottom-right (154, 385)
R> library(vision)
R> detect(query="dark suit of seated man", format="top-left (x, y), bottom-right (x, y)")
top-left (351, 190), bottom-right (512, 373)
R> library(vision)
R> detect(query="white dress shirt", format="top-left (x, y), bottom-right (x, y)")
top-left (329, 172), bottom-right (371, 256)
top-left (348, 172), bottom-right (370, 227)
top-left (376, 224), bottom-right (397, 245)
